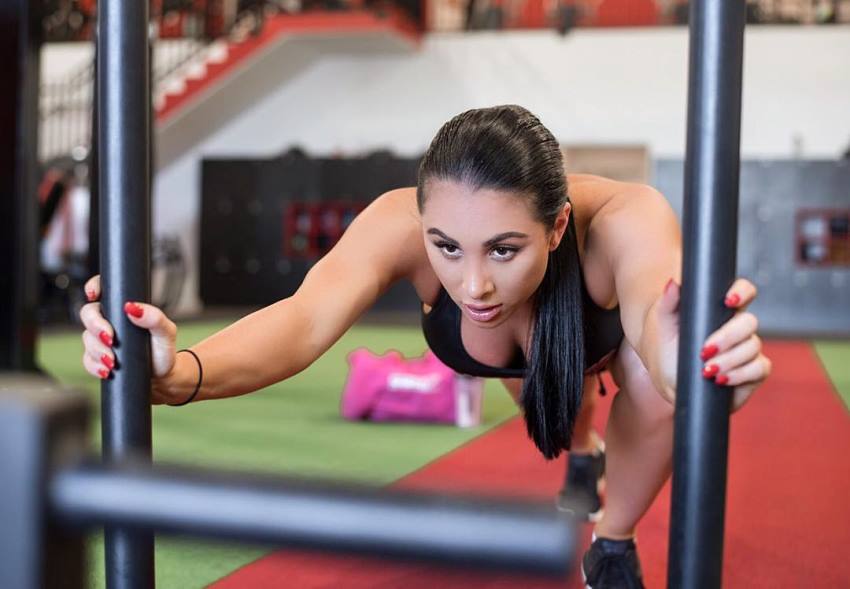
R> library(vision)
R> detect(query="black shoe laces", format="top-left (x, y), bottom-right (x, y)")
top-left (586, 548), bottom-right (644, 589)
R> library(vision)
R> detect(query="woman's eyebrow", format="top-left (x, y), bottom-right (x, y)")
top-left (426, 228), bottom-right (459, 245)
top-left (483, 232), bottom-right (529, 248)
top-left (427, 228), bottom-right (529, 248)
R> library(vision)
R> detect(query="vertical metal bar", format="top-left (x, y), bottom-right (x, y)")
top-left (89, 43), bottom-right (100, 280)
top-left (97, 0), bottom-right (154, 587)
top-left (0, 0), bottom-right (41, 371)
top-left (62, 67), bottom-right (68, 157)
top-left (667, 1), bottom-right (746, 588)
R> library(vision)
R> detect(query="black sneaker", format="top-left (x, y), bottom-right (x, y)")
top-left (581, 536), bottom-right (645, 589)
top-left (555, 443), bottom-right (605, 521)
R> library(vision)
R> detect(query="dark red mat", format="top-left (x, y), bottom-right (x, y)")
top-left (211, 341), bottom-right (850, 588)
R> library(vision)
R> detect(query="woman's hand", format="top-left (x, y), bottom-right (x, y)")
top-left (700, 278), bottom-right (772, 410)
top-left (79, 275), bottom-right (180, 404)
top-left (655, 277), bottom-right (772, 410)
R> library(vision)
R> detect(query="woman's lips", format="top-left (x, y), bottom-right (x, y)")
top-left (463, 303), bottom-right (502, 322)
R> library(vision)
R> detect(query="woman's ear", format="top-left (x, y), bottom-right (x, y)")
top-left (549, 203), bottom-right (572, 251)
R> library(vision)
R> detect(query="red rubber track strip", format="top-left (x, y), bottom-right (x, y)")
top-left (211, 341), bottom-right (850, 588)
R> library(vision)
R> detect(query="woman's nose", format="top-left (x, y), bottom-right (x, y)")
top-left (464, 266), bottom-right (494, 300)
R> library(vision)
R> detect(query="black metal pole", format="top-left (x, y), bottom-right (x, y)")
top-left (97, 1), bottom-right (154, 587)
top-left (50, 460), bottom-right (577, 576)
top-left (0, 0), bottom-right (41, 371)
top-left (667, 1), bottom-right (745, 588)
top-left (88, 40), bottom-right (99, 280)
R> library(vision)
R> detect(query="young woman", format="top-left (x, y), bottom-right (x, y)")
top-left (79, 105), bottom-right (771, 587)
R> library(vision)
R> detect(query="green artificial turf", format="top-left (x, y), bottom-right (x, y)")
top-left (37, 320), bottom-right (520, 589)
top-left (813, 340), bottom-right (850, 411)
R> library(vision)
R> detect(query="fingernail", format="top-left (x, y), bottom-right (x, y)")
top-left (124, 301), bottom-right (144, 318)
top-left (700, 344), bottom-right (719, 361)
top-left (702, 364), bottom-right (720, 378)
top-left (99, 331), bottom-right (113, 347)
top-left (101, 354), bottom-right (114, 370)
top-left (716, 374), bottom-right (729, 386)
top-left (725, 293), bottom-right (741, 308)
top-left (664, 278), bottom-right (675, 294)
top-left (86, 290), bottom-right (96, 302)
top-left (98, 368), bottom-right (110, 379)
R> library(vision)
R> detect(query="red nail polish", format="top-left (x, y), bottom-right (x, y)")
top-left (725, 293), bottom-right (741, 307)
top-left (702, 364), bottom-right (719, 378)
top-left (86, 290), bottom-right (96, 302)
top-left (98, 368), bottom-right (110, 379)
top-left (99, 331), bottom-right (113, 347)
top-left (124, 301), bottom-right (144, 318)
top-left (101, 354), bottom-right (114, 370)
top-left (716, 374), bottom-right (729, 386)
top-left (700, 344), bottom-right (719, 361)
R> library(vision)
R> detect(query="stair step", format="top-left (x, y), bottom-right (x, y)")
top-left (206, 41), bottom-right (230, 64)
top-left (185, 61), bottom-right (208, 80)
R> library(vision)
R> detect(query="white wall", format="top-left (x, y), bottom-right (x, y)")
top-left (150, 26), bottom-right (850, 313)
top-left (41, 43), bottom-right (94, 80)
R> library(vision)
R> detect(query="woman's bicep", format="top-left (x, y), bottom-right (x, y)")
top-left (289, 188), bottom-right (423, 357)
top-left (186, 191), bottom-right (422, 396)
top-left (605, 188), bottom-right (682, 353)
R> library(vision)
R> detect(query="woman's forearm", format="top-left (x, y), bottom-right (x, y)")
top-left (156, 297), bottom-right (314, 403)
top-left (637, 299), bottom-right (676, 404)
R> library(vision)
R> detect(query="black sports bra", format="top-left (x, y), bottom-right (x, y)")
top-left (420, 271), bottom-right (624, 379)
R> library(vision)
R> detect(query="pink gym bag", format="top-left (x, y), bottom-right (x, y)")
top-left (340, 348), bottom-right (484, 427)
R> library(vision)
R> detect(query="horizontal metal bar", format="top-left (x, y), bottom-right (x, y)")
top-left (49, 460), bottom-right (576, 575)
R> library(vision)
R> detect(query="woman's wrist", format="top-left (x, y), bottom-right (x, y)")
top-left (154, 350), bottom-right (202, 405)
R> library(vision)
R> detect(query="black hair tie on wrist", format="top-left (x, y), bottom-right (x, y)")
top-left (169, 349), bottom-right (202, 407)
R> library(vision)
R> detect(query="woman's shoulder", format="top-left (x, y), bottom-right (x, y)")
top-left (592, 182), bottom-right (670, 230)
top-left (357, 186), bottom-right (424, 256)
top-left (582, 180), bottom-right (680, 285)
top-left (370, 186), bottom-right (419, 217)
top-left (359, 187), bottom-right (442, 302)
top-left (570, 176), bottom-right (672, 309)
top-left (569, 175), bottom-right (665, 228)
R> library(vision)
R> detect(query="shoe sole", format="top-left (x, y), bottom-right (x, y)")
top-left (581, 562), bottom-right (591, 589)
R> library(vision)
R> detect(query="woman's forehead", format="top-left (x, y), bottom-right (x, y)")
top-left (422, 180), bottom-right (538, 222)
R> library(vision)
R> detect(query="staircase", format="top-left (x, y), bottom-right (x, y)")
top-left (39, 8), bottom-right (421, 167)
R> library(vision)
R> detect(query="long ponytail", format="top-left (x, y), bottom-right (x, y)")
top-left (521, 212), bottom-right (584, 459)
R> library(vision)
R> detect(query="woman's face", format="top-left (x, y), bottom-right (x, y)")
top-left (420, 179), bottom-right (569, 329)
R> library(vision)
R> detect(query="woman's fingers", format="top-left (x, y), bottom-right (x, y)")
top-left (84, 275), bottom-right (101, 302)
top-left (123, 301), bottom-right (177, 341)
top-left (729, 355), bottom-right (773, 410)
top-left (82, 329), bottom-right (114, 369)
top-left (724, 278), bottom-right (757, 310)
top-left (123, 301), bottom-right (178, 378)
top-left (702, 311), bottom-right (758, 359)
top-left (693, 277), bottom-right (770, 411)
top-left (82, 350), bottom-right (111, 379)
top-left (721, 352), bottom-right (772, 388)
top-left (79, 302), bottom-right (114, 346)
top-left (702, 335), bottom-right (761, 381)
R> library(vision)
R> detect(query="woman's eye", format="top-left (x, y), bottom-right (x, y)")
top-left (491, 246), bottom-right (517, 260)
top-left (437, 243), bottom-right (461, 257)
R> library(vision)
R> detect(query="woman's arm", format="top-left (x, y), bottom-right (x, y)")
top-left (597, 185), bottom-right (769, 406)
top-left (595, 186), bottom-right (682, 401)
top-left (160, 188), bottom-right (426, 403)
